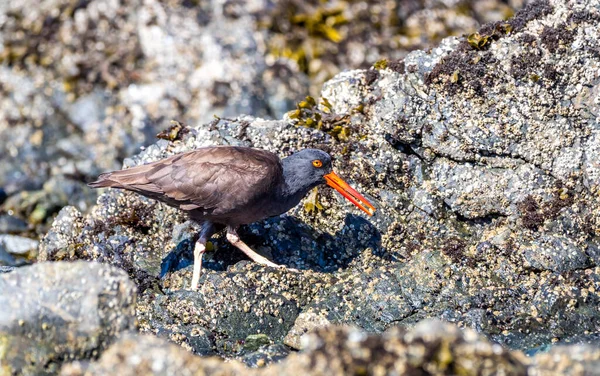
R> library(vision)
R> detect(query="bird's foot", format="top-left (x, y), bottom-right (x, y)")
top-left (276, 264), bottom-right (299, 273)
top-left (225, 227), bottom-right (300, 273)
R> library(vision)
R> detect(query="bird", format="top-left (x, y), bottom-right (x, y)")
top-left (89, 146), bottom-right (375, 290)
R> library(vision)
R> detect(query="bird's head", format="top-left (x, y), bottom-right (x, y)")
top-left (282, 149), bottom-right (376, 216)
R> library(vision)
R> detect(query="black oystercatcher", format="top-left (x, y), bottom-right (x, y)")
top-left (89, 146), bottom-right (375, 290)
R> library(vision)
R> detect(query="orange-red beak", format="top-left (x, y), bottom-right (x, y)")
top-left (324, 171), bottom-right (376, 216)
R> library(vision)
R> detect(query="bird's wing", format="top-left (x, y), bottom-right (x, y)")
top-left (93, 146), bottom-right (283, 214)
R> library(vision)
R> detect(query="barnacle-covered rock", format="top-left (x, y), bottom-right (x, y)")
top-left (40, 0), bottom-right (600, 367)
top-left (0, 261), bottom-right (136, 375)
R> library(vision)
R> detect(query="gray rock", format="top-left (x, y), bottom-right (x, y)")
top-left (0, 245), bottom-right (19, 267)
top-left (40, 0), bottom-right (600, 360)
top-left (0, 261), bottom-right (137, 375)
top-left (0, 214), bottom-right (28, 234)
top-left (0, 188), bottom-right (6, 205)
top-left (59, 334), bottom-right (247, 376)
top-left (300, 265), bottom-right (414, 333)
top-left (530, 344), bottom-right (600, 376)
top-left (0, 265), bottom-right (16, 273)
top-left (522, 234), bottom-right (592, 272)
top-left (2, 175), bottom-right (98, 230)
top-left (273, 320), bottom-right (529, 375)
top-left (138, 263), bottom-right (334, 355)
top-left (0, 234), bottom-right (38, 256)
top-left (62, 321), bottom-right (531, 376)
top-left (284, 310), bottom-right (331, 350)
top-left (38, 206), bottom-right (84, 262)
top-left (58, 321), bottom-right (600, 375)
top-left (239, 343), bottom-right (290, 368)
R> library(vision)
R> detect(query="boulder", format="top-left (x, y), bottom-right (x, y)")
top-left (0, 261), bottom-right (137, 375)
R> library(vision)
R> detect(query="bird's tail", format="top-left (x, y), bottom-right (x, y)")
top-left (88, 172), bottom-right (124, 189)
top-left (88, 164), bottom-right (157, 191)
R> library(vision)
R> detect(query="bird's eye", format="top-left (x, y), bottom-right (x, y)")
top-left (312, 160), bottom-right (323, 168)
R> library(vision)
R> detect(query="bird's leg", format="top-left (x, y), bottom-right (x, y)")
top-left (225, 226), bottom-right (280, 268)
top-left (190, 221), bottom-right (216, 291)
top-left (190, 239), bottom-right (206, 291)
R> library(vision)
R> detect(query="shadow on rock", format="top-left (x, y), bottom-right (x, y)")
top-left (160, 213), bottom-right (383, 277)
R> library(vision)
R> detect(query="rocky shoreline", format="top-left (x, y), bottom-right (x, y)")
top-left (2, 0), bottom-right (600, 374)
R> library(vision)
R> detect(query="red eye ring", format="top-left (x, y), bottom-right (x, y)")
top-left (312, 160), bottom-right (323, 168)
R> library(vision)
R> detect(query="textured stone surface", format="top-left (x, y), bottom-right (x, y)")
top-left (530, 344), bottom-right (600, 376)
top-left (62, 321), bottom-right (533, 376)
top-left (0, 234), bottom-right (38, 256)
top-left (0, 0), bottom-right (513, 237)
top-left (0, 261), bottom-right (136, 375)
top-left (283, 310), bottom-right (331, 349)
top-left (59, 334), bottom-right (248, 376)
top-left (137, 262), bottom-right (335, 354)
top-left (272, 321), bottom-right (529, 375)
top-left (31, 0), bottom-right (600, 371)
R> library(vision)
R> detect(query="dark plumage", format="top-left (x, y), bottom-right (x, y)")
top-left (89, 146), bottom-right (374, 289)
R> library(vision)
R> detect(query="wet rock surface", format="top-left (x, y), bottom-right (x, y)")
top-left (275, 321), bottom-right (529, 375)
top-left (2, 0), bottom-right (600, 374)
top-left (0, 261), bottom-right (136, 375)
top-left (59, 333), bottom-right (248, 376)
top-left (62, 320), bottom-right (600, 376)
top-left (36, 0), bottom-right (600, 365)
top-left (0, 234), bottom-right (38, 256)
top-left (0, 0), bottom-right (523, 237)
top-left (529, 344), bottom-right (600, 376)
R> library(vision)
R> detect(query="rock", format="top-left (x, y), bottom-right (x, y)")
top-left (0, 265), bottom-right (16, 273)
top-left (60, 334), bottom-right (248, 376)
top-left (62, 320), bottom-right (530, 375)
top-left (2, 175), bottom-right (97, 229)
top-left (530, 344), bottom-right (600, 376)
top-left (137, 263), bottom-right (335, 355)
top-left (522, 234), bottom-right (592, 272)
top-left (243, 334), bottom-right (272, 352)
top-left (38, 206), bottom-right (84, 262)
top-left (284, 310), bottom-right (331, 349)
top-left (298, 262), bottom-right (414, 333)
top-left (0, 214), bottom-right (28, 234)
top-left (270, 320), bottom-right (529, 375)
top-left (40, 0), bottom-right (600, 359)
top-left (58, 321), bottom-right (600, 375)
top-left (0, 234), bottom-right (38, 256)
top-left (0, 261), bottom-right (137, 375)
top-left (0, 244), bottom-right (19, 267)
top-left (239, 343), bottom-right (290, 368)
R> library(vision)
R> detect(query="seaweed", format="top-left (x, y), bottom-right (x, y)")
top-left (442, 237), bottom-right (468, 264)
top-left (425, 49), bottom-right (497, 95)
top-left (539, 25), bottom-right (576, 53)
top-left (518, 185), bottom-right (573, 231)
top-left (568, 10), bottom-right (600, 25)
top-left (507, 0), bottom-right (553, 32)
top-left (518, 195), bottom-right (544, 230)
top-left (287, 96), bottom-right (353, 142)
top-left (388, 60), bottom-right (406, 74)
top-left (365, 69), bottom-right (380, 86)
top-left (156, 120), bottom-right (190, 142)
top-left (373, 59), bottom-right (388, 70)
top-left (510, 49), bottom-right (543, 81)
top-left (518, 33), bottom-right (537, 45)
top-left (425, 0), bottom-right (554, 95)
